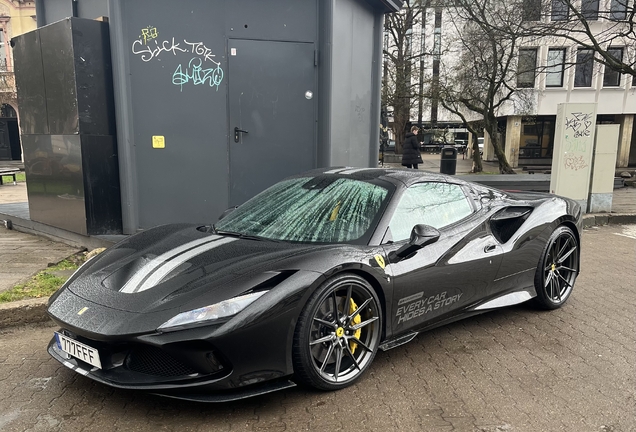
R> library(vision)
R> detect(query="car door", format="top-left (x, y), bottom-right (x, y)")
top-left (380, 182), bottom-right (504, 334)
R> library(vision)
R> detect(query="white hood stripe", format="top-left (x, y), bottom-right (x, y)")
top-left (131, 237), bottom-right (237, 293)
top-left (119, 235), bottom-right (235, 294)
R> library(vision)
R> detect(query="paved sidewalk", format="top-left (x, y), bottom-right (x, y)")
top-left (0, 228), bottom-right (80, 294)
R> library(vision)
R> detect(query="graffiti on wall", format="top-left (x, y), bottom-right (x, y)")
top-left (564, 154), bottom-right (588, 171)
top-left (172, 58), bottom-right (224, 91)
top-left (563, 111), bottom-right (593, 171)
top-left (565, 112), bottom-right (593, 139)
top-left (139, 26), bottom-right (158, 45)
top-left (131, 27), bottom-right (224, 91)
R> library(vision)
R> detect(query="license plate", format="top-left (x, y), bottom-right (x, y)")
top-left (55, 332), bottom-right (102, 369)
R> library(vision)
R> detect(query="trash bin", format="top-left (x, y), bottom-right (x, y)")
top-left (440, 146), bottom-right (457, 175)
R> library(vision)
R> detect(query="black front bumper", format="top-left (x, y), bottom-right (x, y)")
top-left (47, 334), bottom-right (297, 402)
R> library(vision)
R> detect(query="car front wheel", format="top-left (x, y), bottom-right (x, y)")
top-left (533, 225), bottom-right (579, 310)
top-left (292, 273), bottom-right (382, 390)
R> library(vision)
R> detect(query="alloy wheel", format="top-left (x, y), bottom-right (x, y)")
top-left (302, 277), bottom-right (381, 387)
top-left (542, 228), bottom-right (578, 305)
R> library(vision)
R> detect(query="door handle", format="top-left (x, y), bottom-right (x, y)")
top-left (234, 127), bottom-right (249, 143)
top-left (484, 244), bottom-right (497, 253)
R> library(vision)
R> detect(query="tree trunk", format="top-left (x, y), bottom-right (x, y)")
top-left (484, 117), bottom-right (515, 174)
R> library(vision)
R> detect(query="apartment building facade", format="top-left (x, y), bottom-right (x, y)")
top-left (390, 0), bottom-right (636, 167)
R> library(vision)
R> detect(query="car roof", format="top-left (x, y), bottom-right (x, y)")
top-left (299, 167), bottom-right (470, 188)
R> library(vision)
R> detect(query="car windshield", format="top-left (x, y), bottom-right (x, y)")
top-left (215, 176), bottom-right (391, 243)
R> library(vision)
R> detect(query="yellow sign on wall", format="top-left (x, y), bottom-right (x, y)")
top-left (152, 136), bottom-right (165, 148)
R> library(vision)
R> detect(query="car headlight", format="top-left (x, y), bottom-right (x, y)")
top-left (157, 291), bottom-right (268, 331)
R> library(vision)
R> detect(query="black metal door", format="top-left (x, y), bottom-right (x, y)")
top-left (228, 39), bottom-right (316, 206)
top-left (0, 121), bottom-right (10, 160)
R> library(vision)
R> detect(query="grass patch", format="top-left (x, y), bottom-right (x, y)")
top-left (1, 172), bottom-right (26, 183)
top-left (0, 253), bottom-right (87, 303)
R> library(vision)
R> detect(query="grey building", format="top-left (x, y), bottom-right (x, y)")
top-left (17, 0), bottom-right (401, 235)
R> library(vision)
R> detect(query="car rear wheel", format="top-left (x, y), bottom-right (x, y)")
top-left (292, 273), bottom-right (382, 390)
top-left (533, 225), bottom-right (579, 310)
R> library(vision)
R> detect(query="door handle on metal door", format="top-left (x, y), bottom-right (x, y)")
top-left (484, 244), bottom-right (497, 253)
top-left (234, 127), bottom-right (249, 143)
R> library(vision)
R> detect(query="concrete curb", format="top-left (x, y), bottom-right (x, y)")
top-left (582, 213), bottom-right (636, 228)
top-left (0, 297), bottom-right (50, 328)
top-left (1, 213), bottom-right (634, 329)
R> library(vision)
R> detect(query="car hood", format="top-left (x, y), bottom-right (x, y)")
top-left (62, 224), bottom-right (322, 314)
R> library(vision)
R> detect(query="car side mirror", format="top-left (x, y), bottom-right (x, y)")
top-left (394, 224), bottom-right (440, 260)
top-left (218, 206), bottom-right (238, 221)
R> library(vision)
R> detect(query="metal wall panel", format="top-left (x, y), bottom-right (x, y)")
top-left (76, 0), bottom-right (109, 20)
top-left (225, 0), bottom-right (317, 43)
top-left (22, 133), bottom-right (122, 236)
top-left (39, 20), bottom-right (79, 135)
top-left (13, 30), bottom-right (49, 135)
top-left (81, 135), bottom-right (122, 234)
top-left (329, 0), bottom-right (376, 167)
top-left (23, 134), bottom-right (88, 236)
top-left (123, 0), bottom-right (229, 228)
top-left (72, 19), bottom-right (117, 136)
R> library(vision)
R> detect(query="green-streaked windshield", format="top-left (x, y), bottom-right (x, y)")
top-left (216, 176), bottom-right (391, 243)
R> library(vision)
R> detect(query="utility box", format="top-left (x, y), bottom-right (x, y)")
top-left (13, 17), bottom-right (122, 236)
top-left (549, 103), bottom-right (597, 211)
top-left (589, 125), bottom-right (620, 213)
top-left (23, 0), bottom-right (401, 235)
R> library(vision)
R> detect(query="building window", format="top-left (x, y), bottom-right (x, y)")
top-left (517, 49), bottom-right (538, 88)
top-left (574, 49), bottom-right (595, 87)
top-left (581, 0), bottom-right (599, 20)
top-left (519, 117), bottom-right (555, 159)
top-left (523, 0), bottom-right (541, 21)
top-left (546, 49), bottom-right (565, 87)
top-left (0, 31), bottom-right (6, 71)
top-left (551, 0), bottom-right (569, 21)
top-left (603, 48), bottom-right (623, 86)
top-left (610, 0), bottom-right (627, 20)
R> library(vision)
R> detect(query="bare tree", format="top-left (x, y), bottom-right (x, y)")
top-left (383, 0), bottom-right (430, 153)
top-left (528, 0), bottom-right (636, 77)
top-left (436, 0), bottom-right (536, 174)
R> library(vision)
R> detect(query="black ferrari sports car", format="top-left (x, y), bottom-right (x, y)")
top-left (47, 167), bottom-right (582, 402)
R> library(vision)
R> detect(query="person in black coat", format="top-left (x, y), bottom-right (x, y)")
top-left (401, 126), bottom-right (422, 169)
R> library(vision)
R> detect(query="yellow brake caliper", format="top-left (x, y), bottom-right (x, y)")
top-left (349, 298), bottom-right (362, 353)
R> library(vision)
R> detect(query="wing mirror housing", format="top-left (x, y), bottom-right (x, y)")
top-left (393, 224), bottom-right (440, 261)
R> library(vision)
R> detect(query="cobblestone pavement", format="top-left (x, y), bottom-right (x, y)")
top-left (0, 224), bottom-right (634, 432)
top-left (0, 228), bottom-right (80, 293)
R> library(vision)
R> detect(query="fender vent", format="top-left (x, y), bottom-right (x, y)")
top-left (490, 207), bottom-right (533, 244)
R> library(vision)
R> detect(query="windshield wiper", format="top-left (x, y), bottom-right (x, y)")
top-left (214, 228), bottom-right (279, 243)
